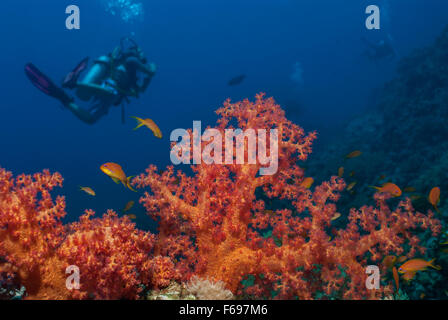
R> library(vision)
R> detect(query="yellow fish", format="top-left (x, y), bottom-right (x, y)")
top-left (300, 177), bottom-right (314, 189)
top-left (345, 150), bottom-right (362, 159)
top-left (347, 181), bottom-right (357, 191)
top-left (132, 116), bottom-right (162, 138)
top-left (370, 183), bottom-right (402, 197)
top-left (126, 214), bottom-right (137, 220)
top-left (382, 255), bottom-right (397, 269)
top-left (398, 258), bottom-right (441, 274)
top-left (80, 186), bottom-right (96, 196)
top-left (123, 200), bottom-right (135, 212)
top-left (402, 271), bottom-right (417, 281)
top-left (428, 187), bottom-right (440, 212)
top-left (100, 162), bottom-right (136, 192)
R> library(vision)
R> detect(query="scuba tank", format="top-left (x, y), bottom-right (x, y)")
top-left (76, 55), bottom-right (112, 101)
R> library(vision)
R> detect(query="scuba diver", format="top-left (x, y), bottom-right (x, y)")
top-left (361, 34), bottom-right (398, 62)
top-left (25, 37), bottom-right (156, 124)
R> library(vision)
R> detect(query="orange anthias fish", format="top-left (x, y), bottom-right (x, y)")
top-left (338, 167), bottom-right (344, 178)
top-left (100, 162), bottom-right (136, 192)
top-left (347, 181), bottom-right (357, 191)
top-left (126, 213), bottom-right (137, 220)
top-left (300, 177), bottom-right (314, 189)
top-left (123, 200), bottom-right (135, 212)
top-left (402, 271), bottom-right (417, 281)
top-left (132, 116), bottom-right (162, 138)
top-left (345, 150), bottom-right (362, 159)
top-left (404, 187), bottom-right (416, 193)
top-left (80, 186), bottom-right (96, 196)
top-left (398, 258), bottom-right (441, 274)
top-left (392, 266), bottom-right (399, 292)
top-left (331, 213), bottom-right (341, 221)
top-left (428, 187), bottom-right (440, 212)
top-left (371, 183), bottom-right (402, 197)
top-left (382, 255), bottom-right (397, 269)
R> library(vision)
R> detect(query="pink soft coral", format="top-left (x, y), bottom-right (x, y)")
top-left (133, 94), bottom-right (441, 299)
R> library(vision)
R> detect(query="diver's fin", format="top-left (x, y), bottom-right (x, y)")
top-left (25, 63), bottom-right (73, 105)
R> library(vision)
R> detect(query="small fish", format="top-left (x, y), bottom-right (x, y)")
top-left (397, 256), bottom-right (407, 263)
top-left (382, 255), bottom-right (397, 269)
top-left (428, 187), bottom-right (440, 212)
top-left (300, 177), bottom-right (314, 189)
top-left (347, 181), bottom-right (357, 191)
top-left (398, 258), bottom-right (441, 274)
top-left (338, 167), bottom-right (344, 178)
top-left (441, 248), bottom-right (448, 254)
top-left (123, 200), bottom-right (135, 212)
top-left (410, 195), bottom-right (422, 201)
top-left (370, 183), bottom-right (402, 197)
top-left (420, 293), bottom-right (425, 299)
top-left (126, 214), bottom-right (137, 220)
top-left (379, 174), bottom-right (387, 181)
top-left (392, 266), bottom-right (399, 291)
top-left (100, 162), bottom-right (136, 192)
top-left (80, 186), bottom-right (96, 196)
top-left (264, 209), bottom-right (275, 215)
top-left (402, 271), bottom-right (417, 281)
top-left (331, 213), bottom-right (341, 221)
top-left (440, 241), bottom-right (448, 245)
top-left (132, 116), bottom-right (162, 138)
top-left (227, 74), bottom-right (246, 86)
top-left (345, 150), bottom-right (362, 159)
top-left (349, 171), bottom-right (355, 177)
top-left (404, 187), bottom-right (416, 193)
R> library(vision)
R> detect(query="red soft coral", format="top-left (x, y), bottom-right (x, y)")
top-left (0, 168), bottom-right (155, 299)
top-left (133, 94), bottom-right (441, 299)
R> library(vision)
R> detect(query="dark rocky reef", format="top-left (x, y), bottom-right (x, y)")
top-left (307, 25), bottom-right (448, 300)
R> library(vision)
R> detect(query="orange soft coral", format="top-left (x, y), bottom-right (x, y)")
top-left (133, 94), bottom-right (441, 299)
top-left (0, 168), bottom-right (155, 299)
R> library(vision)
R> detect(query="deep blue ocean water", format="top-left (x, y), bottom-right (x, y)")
top-left (1, 0), bottom-right (447, 230)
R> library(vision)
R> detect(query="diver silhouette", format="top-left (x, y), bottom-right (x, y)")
top-left (361, 34), bottom-right (398, 62)
top-left (25, 37), bottom-right (156, 124)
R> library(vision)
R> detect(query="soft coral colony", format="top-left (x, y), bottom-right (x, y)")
top-left (0, 94), bottom-right (442, 299)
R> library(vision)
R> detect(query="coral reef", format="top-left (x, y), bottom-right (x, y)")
top-left (0, 92), bottom-right (442, 299)
top-left (133, 94), bottom-right (441, 299)
top-left (307, 25), bottom-right (448, 299)
top-left (0, 168), bottom-right (155, 299)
